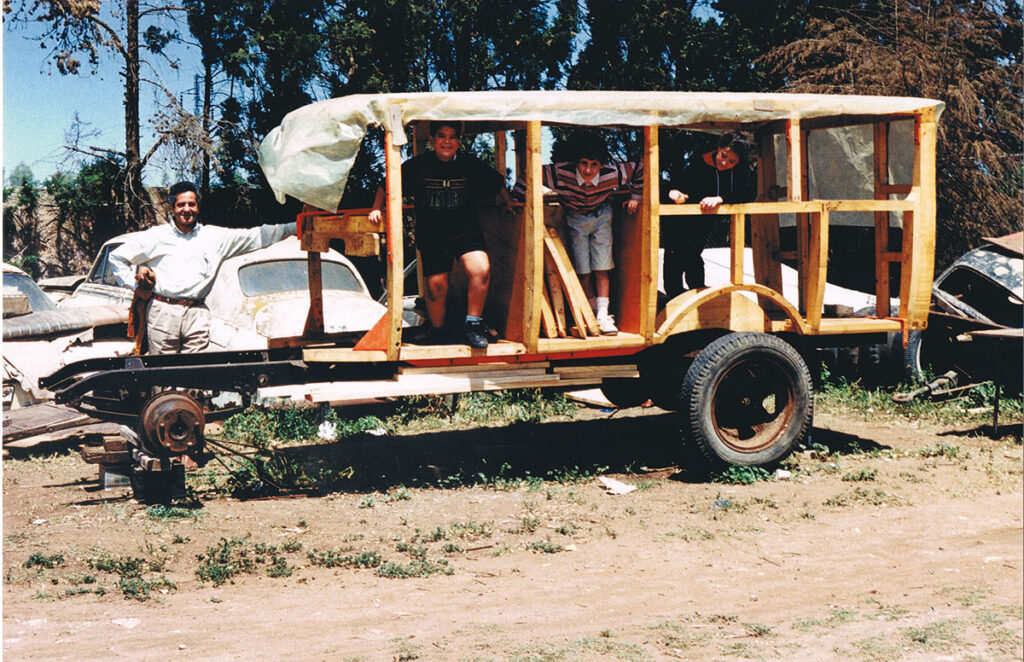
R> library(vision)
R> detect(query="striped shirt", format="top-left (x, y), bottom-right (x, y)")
top-left (512, 161), bottom-right (644, 216)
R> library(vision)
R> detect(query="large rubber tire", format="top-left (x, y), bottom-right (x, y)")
top-left (903, 328), bottom-right (955, 383)
top-left (682, 332), bottom-right (813, 468)
top-left (599, 378), bottom-right (648, 409)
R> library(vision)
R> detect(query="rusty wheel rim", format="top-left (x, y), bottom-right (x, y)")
top-left (709, 356), bottom-right (795, 454)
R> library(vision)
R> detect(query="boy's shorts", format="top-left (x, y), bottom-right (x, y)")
top-left (565, 203), bottom-right (614, 275)
top-left (417, 231), bottom-right (488, 276)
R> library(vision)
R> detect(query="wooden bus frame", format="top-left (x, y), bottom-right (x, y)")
top-left (47, 91), bottom-right (942, 468)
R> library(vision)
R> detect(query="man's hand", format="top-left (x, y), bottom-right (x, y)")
top-left (136, 265), bottom-right (156, 288)
top-left (368, 209), bottom-right (383, 225)
top-left (668, 190), bottom-right (688, 204)
top-left (700, 196), bottom-right (724, 212)
top-left (624, 199), bottom-right (640, 214)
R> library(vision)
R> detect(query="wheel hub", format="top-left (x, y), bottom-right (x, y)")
top-left (138, 391), bottom-right (206, 456)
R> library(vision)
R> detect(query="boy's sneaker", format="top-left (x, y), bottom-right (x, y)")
top-left (596, 314), bottom-right (618, 336)
top-left (464, 319), bottom-right (489, 348)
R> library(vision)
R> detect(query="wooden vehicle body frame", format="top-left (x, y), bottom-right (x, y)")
top-left (45, 92), bottom-right (942, 449)
top-left (281, 91), bottom-right (940, 402)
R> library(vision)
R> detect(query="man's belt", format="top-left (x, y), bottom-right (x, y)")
top-left (152, 294), bottom-right (205, 307)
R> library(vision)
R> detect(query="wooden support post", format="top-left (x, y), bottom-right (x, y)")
top-left (495, 130), bottom-right (507, 179)
top-left (873, 122), bottom-right (892, 317)
top-left (383, 121), bottom-right (404, 359)
top-left (303, 252), bottom-right (325, 336)
top-left (900, 110), bottom-right (938, 328)
top-left (544, 252), bottom-right (568, 337)
top-left (751, 130), bottom-right (783, 310)
top-left (545, 229), bottom-right (600, 337)
top-left (539, 290), bottom-right (556, 338)
top-left (786, 119), bottom-right (804, 203)
top-left (640, 125), bottom-right (659, 339)
top-left (522, 120), bottom-right (544, 352)
top-left (805, 207), bottom-right (829, 331)
top-left (730, 213), bottom-right (745, 285)
top-left (788, 119), bottom-right (811, 314)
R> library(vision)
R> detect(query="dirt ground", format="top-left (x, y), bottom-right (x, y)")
top-left (3, 405), bottom-right (1022, 662)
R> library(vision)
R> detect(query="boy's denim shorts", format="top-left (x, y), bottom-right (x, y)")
top-left (565, 203), bottom-right (613, 274)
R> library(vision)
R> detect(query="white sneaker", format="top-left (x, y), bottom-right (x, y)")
top-left (596, 315), bottom-right (618, 336)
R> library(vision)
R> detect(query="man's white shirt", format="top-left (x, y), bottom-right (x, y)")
top-left (109, 220), bottom-right (295, 300)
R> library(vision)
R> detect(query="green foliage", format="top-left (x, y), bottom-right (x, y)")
top-left (375, 558), bottom-right (453, 579)
top-left (87, 554), bottom-right (160, 578)
top-left (392, 389), bottom-right (576, 428)
top-left (195, 536), bottom-right (256, 585)
top-left (44, 158), bottom-right (129, 272)
top-left (819, 368), bottom-right (1023, 429)
top-left (759, 0), bottom-right (1023, 270)
top-left (3, 163), bottom-right (43, 272)
top-left (118, 576), bottom-right (177, 602)
top-left (917, 443), bottom-right (964, 460)
top-left (842, 468), bottom-right (878, 482)
top-left (24, 552), bottom-right (65, 569)
top-left (307, 549), bottom-right (383, 569)
top-left (526, 540), bottom-right (565, 554)
top-left (146, 504), bottom-right (202, 520)
top-left (711, 465), bottom-right (772, 485)
top-left (84, 551), bottom-right (174, 601)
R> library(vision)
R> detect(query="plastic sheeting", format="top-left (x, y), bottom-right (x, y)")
top-left (258, 90), bottom-right (943, 213)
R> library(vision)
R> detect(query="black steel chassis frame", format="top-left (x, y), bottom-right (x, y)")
top-left (40, 349), bottom-right (398, 426)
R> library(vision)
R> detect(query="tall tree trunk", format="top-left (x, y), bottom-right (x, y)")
top-left (202, 58), bottom-right (213, 196)
top-left (124, 0), bottom-right (144, 231)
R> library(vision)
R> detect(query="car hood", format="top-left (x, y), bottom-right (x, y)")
top-left (2, 305), bottom-right (127, 341)
top-left (226, 291), bottom-right (387, 339)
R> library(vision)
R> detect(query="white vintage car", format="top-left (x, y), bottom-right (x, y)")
top-left (3, 263), bottom-right (133, 410)
top-left (4, 236), bottom-right (392, 411)
top-left (60, 234), bottom-right (391, 351)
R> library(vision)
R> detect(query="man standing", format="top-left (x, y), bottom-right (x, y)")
top-left (369, 121), bottom-right (512, 348)
top-left (512, 134), bottom-right (643, 335)
top-left (110, 181), bottom-right (296, 353)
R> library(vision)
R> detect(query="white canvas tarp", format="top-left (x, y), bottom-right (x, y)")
top-left (258, 90), bottom-right (943, 213)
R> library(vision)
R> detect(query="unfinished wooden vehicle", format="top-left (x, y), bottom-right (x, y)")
top-left (44, 91), bottom-right (942, 470)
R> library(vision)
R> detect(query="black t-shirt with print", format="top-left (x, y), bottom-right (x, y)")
top-left (401, 152), bottom-right (505, 243)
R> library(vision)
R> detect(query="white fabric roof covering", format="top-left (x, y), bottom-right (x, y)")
top-left (258, 91), bottom-right (944, 212)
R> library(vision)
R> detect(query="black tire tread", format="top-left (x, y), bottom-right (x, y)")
top-left (681, 332), bottom-right (813, 468)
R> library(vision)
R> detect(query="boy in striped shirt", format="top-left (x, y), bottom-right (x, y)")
top-left (512, 136), bottom-right (643, 335)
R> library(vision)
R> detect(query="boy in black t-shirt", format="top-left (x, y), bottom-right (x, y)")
top-left (370, 121), bottom-right (512, 347)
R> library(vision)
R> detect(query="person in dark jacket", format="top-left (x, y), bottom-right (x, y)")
top-left (661, 131), bottom-right (755, 297)
top-left (369, 121), bottom-right (513, 348)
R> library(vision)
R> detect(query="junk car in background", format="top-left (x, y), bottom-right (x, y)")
top-left (904, 232), bottom-right (1022, 393)
top-left (60, 235), bottom-right (391, 350)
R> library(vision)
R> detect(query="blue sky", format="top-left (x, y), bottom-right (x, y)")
top-left (3, 13), bottom-right (199, 185)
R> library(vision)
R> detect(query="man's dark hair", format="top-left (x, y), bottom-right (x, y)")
top-left (574, 135), bottom-right (609, 164)
top-left (717, 131), bottom-right (754, 162)
top-left (168, 181), bottom-right (201, 207)
top-left (429, 121), bottom-right (463, 137)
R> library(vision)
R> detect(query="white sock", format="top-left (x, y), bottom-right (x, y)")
top-left (596, 297), bottom-right (609, 319)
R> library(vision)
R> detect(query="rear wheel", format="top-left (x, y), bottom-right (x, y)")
top-left (682, 332), bottom-right (812, 467)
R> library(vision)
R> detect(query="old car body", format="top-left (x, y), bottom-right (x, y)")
top-left (905, 232), bottom-right (1023, 390)
top-left (60, 235), bottom-right (390, 351)
top-left (3, 263), bottom-right (132, 409)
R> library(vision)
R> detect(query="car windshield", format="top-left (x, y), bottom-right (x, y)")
top-left (237, 259), bottom-right (364, 297)
top-left (937, 265), bottom-right (1023, 327)
top-left (3, 272), bottom-right (58, 313)
top-left (87, 243), bottom-right (124, 285)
